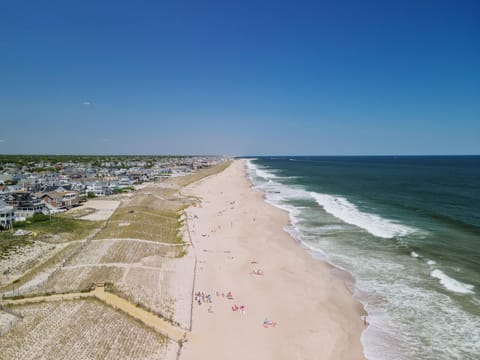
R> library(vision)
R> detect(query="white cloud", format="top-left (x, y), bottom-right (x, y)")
top-left (82, 101), bottom-right (91, 106)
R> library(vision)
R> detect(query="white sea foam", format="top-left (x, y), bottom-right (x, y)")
top-left (248, 158), bottom-right (480, 359)
top-left (431, 269), bottom-right (475, 295)
top-left (254, 176), bottom-right (311, 204)
top-left (256, 168), bottom-right (277, 180)
top-left (247, 160), bottom-right (301, 181)
top-left (245, 159), bottom-right (257, 178)
top-left (247, 160), bottom-right (335, 265)
top-left (310, 192), bottom-right (414, 239)
top-left (246, 160), bottom-right (277, 180)
top-left (411, 251), bottom-right (420, 258)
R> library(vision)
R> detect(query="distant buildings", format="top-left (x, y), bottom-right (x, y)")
top-left (0, 155), bottom-right (228, 227)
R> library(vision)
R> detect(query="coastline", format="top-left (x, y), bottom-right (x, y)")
top-left (181, 159), bottom-right (366, 359)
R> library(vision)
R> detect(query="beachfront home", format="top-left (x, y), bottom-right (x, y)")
top-left (0, 199), bottom-right (15, 229)
top-left (4, 191), bottom-right (46, 218)
top-left (118, 177), bottom-right (132, 187)
top-left (85, 181), bottom-right (112, 197)
top-left (39, 190), bottom-right (80, 210)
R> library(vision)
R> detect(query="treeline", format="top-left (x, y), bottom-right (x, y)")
top-left (0, 154), bottom-right (196, 166)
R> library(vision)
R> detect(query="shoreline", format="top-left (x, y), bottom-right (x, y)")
top-left (245, 158), bottom-right (370, 351)
top-left (245, 160), bottom-right (363, 300)
top-left (181, 159), bottom-right (366, 359)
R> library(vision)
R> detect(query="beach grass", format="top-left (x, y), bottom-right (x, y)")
top-left (0, 298), bottom-right (170, 360)
top-left (42, 265), bottom-right (125, 294)
top-left (94, 161), bottom-right (232, 244)
top-left (0, 235), bottom-right (35, 259)
top-left (94, 207), bottom-right (181, 243)
top-left (0, 242), bottom-right (83, 293)
top-left (170, 160), bottom-right (232, 188)
top-left (11, 214), bottom-right (102, 243)
top-left (0, 160), bottom-right (230, 321)
top-left (59, 207), bottom-right (97, 219)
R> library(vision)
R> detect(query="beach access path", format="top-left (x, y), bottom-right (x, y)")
top-left (1, 286), bottom-right (185, 343)
top-left (180, 159), bottom-right (366, 360)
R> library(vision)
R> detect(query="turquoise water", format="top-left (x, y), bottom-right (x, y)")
top-left (247, 156), bottom-right (480, 360)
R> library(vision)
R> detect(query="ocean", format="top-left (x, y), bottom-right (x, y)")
top-left (246, 156), bottom-right (480, 360)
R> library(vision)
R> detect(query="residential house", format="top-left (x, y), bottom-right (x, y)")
top-left (40, 190), bottom-right (80, 210)
top-left (5, 191), bottom-right (46, 218)
top-left (118, 177), bottom-right (132, 187)
top-left (0, 199), bottom-right (15, 229)
top-left (86, 181), bottom-right (112, 197)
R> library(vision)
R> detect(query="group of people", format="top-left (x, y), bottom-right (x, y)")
top-left (194, 265), bottom-right (277, 329)
top-left (195, 290), bottom-right (235, 309)
top-left (231, 304), bottom-right (246, 315)
top-left (214, 290), bottom-right (234, 299)
top-left (195, 291), bottom-right (212, 305)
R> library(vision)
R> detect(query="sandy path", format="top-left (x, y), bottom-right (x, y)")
top-left (180, 159), bottom-right (366, 360)
top-left (92, 287), bottom-right (185, 342)
top-left (1, 287), bottom-right (185, 343)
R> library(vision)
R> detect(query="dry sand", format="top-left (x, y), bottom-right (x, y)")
top-left (181, 159), bottom-right (366, 360)
top-left (77, 199), bottom-right (121, 221)
top-left (0, 241), bottom-right (58, 286)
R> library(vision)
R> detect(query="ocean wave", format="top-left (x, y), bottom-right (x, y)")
top-left (245, 159), bottom-right (257, 174)
top-left (430, 269), bottom-right (475, 295)
top-left (247, 160), bottom-right (339, 265)
top-left (247, 160), bottom-right (302, 181)
top-left (310, 192), bottom-right (415, 239)
top-left (248, 158), bottom-right (480, 359)
top-left (254, 167), bottom-right (277, 180)
top-left (282, 176), bottom-right (303, 180)
top-left (249, 160), bottom-right (415, 239)
top-left (249, 170), bottom-right (310, 202)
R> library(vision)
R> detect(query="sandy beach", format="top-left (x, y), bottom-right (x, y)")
top-left (181, 159), bottom-right (366, 360)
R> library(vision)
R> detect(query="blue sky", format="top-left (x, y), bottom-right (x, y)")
top-left (1, 0), bottom-right (479, 155)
